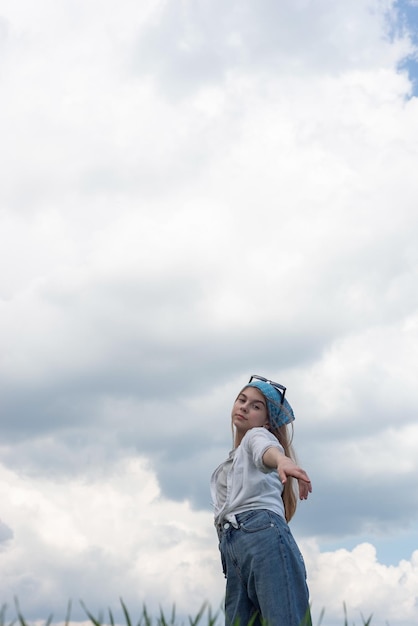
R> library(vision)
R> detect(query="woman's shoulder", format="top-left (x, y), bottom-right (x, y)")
top-left (242, 427), bottom-right (278, 447)
top-left (240, 428), bottom-right (283, 465)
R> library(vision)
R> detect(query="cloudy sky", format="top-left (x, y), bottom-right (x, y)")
top-left (1, 1), bottom-right (418, 625)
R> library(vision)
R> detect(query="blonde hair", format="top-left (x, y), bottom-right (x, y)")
top-left (269, 423), bottom-right (298, 522)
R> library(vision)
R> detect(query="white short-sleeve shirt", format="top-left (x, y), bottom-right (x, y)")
top-left (210, 427), bottom-right (285, 527)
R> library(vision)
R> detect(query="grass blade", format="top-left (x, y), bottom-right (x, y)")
top-left (80, 600), bottom-right (103, 626)
top-left (64, 600), bottom-right (72, 626)
top-left (120, 598), bottom-right (133, 626)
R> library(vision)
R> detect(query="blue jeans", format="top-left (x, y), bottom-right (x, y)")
top-left (219, 510), bottom-right (311, 626)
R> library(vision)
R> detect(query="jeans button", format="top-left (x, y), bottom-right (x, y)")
top-left (223, 522), bottom-right (230, 530)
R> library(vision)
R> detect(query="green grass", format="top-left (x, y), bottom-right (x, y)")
top-left (0, 599), bottom-right (378, 626)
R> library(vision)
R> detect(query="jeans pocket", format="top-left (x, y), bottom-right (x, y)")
top-left (238, 509), bottom-right (272, 533)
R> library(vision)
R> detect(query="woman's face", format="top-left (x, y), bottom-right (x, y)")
top-left (231, 386), bottom-right (269, 436)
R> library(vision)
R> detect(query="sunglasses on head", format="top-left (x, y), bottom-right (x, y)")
top-left (248, 375), bottom-right (286, 405)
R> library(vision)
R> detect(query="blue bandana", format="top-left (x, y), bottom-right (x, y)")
top-left (245, 380), bottom-right (295, 428)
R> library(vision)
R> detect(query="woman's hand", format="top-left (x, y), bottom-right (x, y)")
top-left (276, 455), bottom-right (312, 500)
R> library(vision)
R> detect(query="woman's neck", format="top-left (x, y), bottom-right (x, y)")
top-left (234, 433), bottom-right (244, 447)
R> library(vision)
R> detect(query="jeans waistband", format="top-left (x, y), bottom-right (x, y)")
top-left (216, 509), bottom-right (285, 535)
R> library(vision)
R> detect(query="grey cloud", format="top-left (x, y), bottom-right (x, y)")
top-left (0, 321), bottom-right (327, 442)
top-left (0, 17), bottom-right (9, 47)
top-left (0, 519), bottom-right (13, 545)
top-left (133, 0), bottom-right (405, 96)
top-left (1, 262), bottom-right (335, 436)
top-left (293, 473), bottom-right (418, 540)
top-left (1, 222), bottom-right (418, 549)
top-left (2, 254), bottom-right (417, 519)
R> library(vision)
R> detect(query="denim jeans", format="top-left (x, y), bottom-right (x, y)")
top-left (219, 509), bottom-right (311, 626)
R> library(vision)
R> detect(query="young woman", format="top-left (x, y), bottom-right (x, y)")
top-left (211, 375), bottom-right (312, 626)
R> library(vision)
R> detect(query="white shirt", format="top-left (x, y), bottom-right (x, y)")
top-left (210, 427), bottom-right (285, 528)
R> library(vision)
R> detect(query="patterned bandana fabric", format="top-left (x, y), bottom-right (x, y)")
top-left (244, 380), bottom-right (295, 428)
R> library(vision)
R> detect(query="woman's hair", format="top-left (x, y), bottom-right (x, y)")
top-left (269, 423), bottom-right (298, 522)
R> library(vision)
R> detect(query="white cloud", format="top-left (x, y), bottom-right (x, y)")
top-left (304, 540), bottom-right (418, 625)
top-left (0, 457), bottom-right (224, 621)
